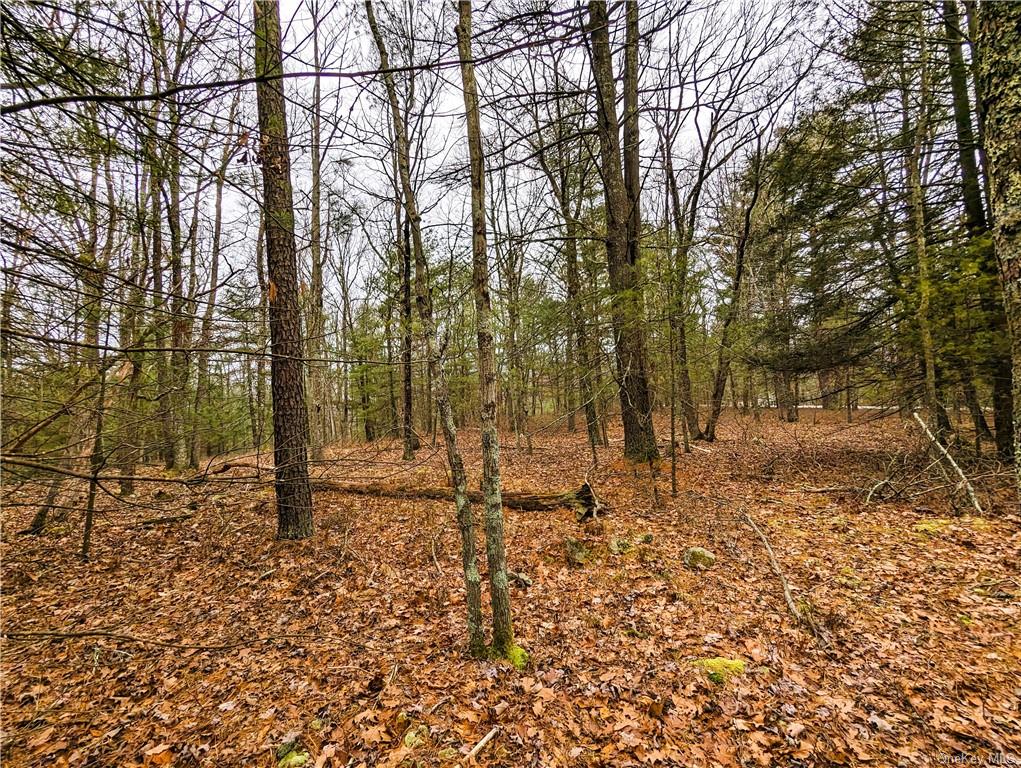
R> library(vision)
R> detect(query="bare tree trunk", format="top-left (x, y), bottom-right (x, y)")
top-left (118, 178), bottom-right (146, 496)
top-left (944, 0), bottom-right (1014, 459)
top-left (80, 365), bottom-right (107, 561)
top-left (366, 0), bottom-right (485, 656)
top-left (587, 0), bottom-right (658, 462)
top-left (399, 215), bottom-right (419, 459)
top-left (704, 149), bottom-right (763, 440)
top-left (254, 0), bottom-right (314, 540)
top-left (192, 102), bottom-right (237, 468)
top-left (661, 137), bottom-right (701, 440)
top-left (566, 218), bottom-right (600, 460)
top-left (978, 0), bottom-right (1021, 496)
top-left (307, 5), bottom-right (328, 463)
top-left (146, 123), bottom-right (174, 469)
top-left (253, 214), bottom-right (268, 452)
top-left (457, 0), bottom-right (518, 662)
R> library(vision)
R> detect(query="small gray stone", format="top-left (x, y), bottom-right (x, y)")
top-left (508, 570), bottom-right (532, 587)
top-left (609, 537), bottom-right (632, 555)
top-left (683, 546), bottom-right (716, 570)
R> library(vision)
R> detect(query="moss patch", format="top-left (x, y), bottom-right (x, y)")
top-left (277, 750), bottom-right (309, 768)
top-left (505, 644), bottom-right (530, 670)
top-left (914, 519), bottom-right (952, 536)
top-left (609, 536), bottom-right (633, 555)
top-left (565, 537), bottom-right (590, 567)
top-left (693, 657), bottom-right (745, 684)
top-left (837, 566), bottom-right (862, 588)
top-left (402, 724), bottom-right (430, 749)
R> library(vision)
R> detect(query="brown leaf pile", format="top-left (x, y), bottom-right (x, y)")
top-left (2, 412), bottom-right (1019, 767)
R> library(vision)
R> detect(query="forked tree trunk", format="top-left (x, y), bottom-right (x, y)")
top-left (254, 0), bottom-right (314, 540)
top-left (587, 0), bottom-right (658, 461)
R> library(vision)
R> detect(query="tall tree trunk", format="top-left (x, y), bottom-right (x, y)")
top-left (191, 111), bottom-right (235, 468)
top-left (1, 262), bottom-right (16, 380)
top-left (399, 215), bottom-right (419, 459)
top-left (254, 0), bottom-right (314, 540)
top-left (703, 150), bottom-right (763, 440)
top-left (565, 217), bottom-right (600, 460)
top-left (661, 137), bottom-right (701, 440)
top-left (307, 5), bottom-right (328, 463)
top-left (80, 360), bottom-right (107, 561)
top-left (118, 219), bottom-right (146, 496)
top-left (943, 0), bottom-right (1014, 458)
top-left (587, 0), bottom-right (658, 461)
top-left (456, 0), bottom-right (518, 662)
top-left (978, 0), bottom-right (1021, 496)
top-left (366, 0), bottom-right (485, 656)
top-left (167, 101), bottom-right (189, 470)
top-left (147, 131), bottom-right (174, 469)
top-left (903, 8), bottom-right (941, 433)
top-left (253, 213), bottom-right (268, 452)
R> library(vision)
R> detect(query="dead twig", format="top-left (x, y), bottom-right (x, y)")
top-left (431, 532), bottom-right (444, 576)
top-left (464, 725), bottom-right (500, 762)
top-left (428, 696), bottom-right (451, 715)
top-left (912, 412), bottom-right (984, 514)
top-left (742, 511), bottom-right (832, 651)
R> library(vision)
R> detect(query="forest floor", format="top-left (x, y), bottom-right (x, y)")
top-left (2, 410), bottom-right (1020, 768)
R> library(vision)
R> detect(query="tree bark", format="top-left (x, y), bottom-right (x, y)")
top-left (399, 214), bottom-right (419, 460)
top-left (457, 0), bottom-right (516, 660)
top-left (978, 0), bottom-right (1021, 496)
top-left (254, 0), bottom-right (314, 540)
top-left (943, 0), bottom-right (1014, 459)
top-left (587, 0), bottom-right (658, 461)
top-left (307, 5), bottom-right (328, 464)
top-left (366, 0), bottom-right (485, 656)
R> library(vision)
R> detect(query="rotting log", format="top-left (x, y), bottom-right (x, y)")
top-left (310, 479), bottom-right (602, 521)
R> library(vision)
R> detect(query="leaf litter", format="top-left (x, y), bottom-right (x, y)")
top-left (2, 412), bottom-right (1019, 767)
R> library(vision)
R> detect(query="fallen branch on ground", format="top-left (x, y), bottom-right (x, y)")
top-left (742, 510), bottom-right (832, 651)
top-left (310, 479), bottom-right (602, 520)
top-left (911, 412), bottom-right (984, 514)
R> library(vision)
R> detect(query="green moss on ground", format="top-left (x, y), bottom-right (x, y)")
top-left (693, 657), bottom-right (745, 684)
top-left (504, 644), bottom-right (530, 670)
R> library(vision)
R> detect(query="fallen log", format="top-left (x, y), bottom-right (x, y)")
top-left (310, 479), bottom-right (602, 520)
